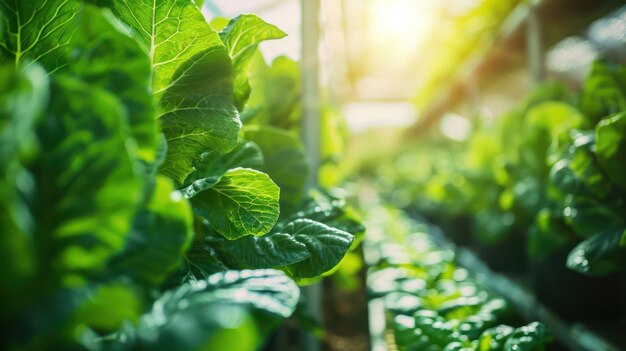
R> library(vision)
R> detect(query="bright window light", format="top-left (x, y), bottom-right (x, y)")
top-left (370, 0), bottom-right (435, 50)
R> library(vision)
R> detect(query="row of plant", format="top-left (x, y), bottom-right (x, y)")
top-left (364, 205), bottom-right (551, 351)
top-left (371, 60), bottom-right (626, 277)
top-left (0, 1), bottom-right (362, 350)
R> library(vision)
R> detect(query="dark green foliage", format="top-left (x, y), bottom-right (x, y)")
top-left (367, 208), bottom-right (551, 351)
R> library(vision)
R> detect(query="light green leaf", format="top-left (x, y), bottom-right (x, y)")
top-left (35, 75), bottom-right (141, 285)
top-left (111, 176), bottom-right (193, 286)
top-left (281, 219), bottom-right (354, 279)
top-left (158, 48), bottom-right (241, 184)
top-left (219, 14), bottom-right (286, 110)
top-left (245, 125), bottom-right (309, 215)
top-left (210, 17), bottom-right (230, 32)
top-left (64, 6), bottom-right (157, 162)
top-left (101, 0), bottom-right (219, 100)
top-left (102, 0), bottom-right (242, 184)
top-left (596, 112), bottom-right (626, 191)
top-left (245, 55), bottom-right (301, 128)
top-left (73, 283), bottom-right (142, 333)
top-left (0, 0), bottom-right (82, 72)
top-left (567, 226), bottom-right (626, 276)
top-left (182, 140), bottom-right (264, 195)
top-left (526, 101), bottom-right (583, 134)
top-left (191, 168), bottom-right (280, 240)
top-left (0, 63), bottom-right (48, 167)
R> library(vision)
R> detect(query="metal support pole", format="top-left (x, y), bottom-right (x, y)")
top-left (301, 0), bottom-right (322, 351)
top-left (526, 4), bottom-right (545, 85)
top-left (302, 0), bottom-right (321, 188)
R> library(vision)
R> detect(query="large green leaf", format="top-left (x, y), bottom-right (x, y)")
top-left (281, 219), bottom-right (354, 280)
top-left (181, 140), bottom-right (264, 195)
top-left (159, 48), bottom-right (241, 184)
top-left (563, 196), bottom-right (623, 239)
top-left (219, 14), bottom-right (286, 110)
top-left (190, 168), bottom-right (280, 239)
top-left (187, 269), bottom-right (299, 320)
top-left (110, 176), bottom-right (193, 286)
top-left (34, 75), bottom-right (141, 285)
top-left (102, 0), bottom-right (242, 184)
top-left (205, 226), bottom-right (310, 269)
top-left (63, 6), bottom-right (157, 162)
top-left (202, 216), bottom-right (356, 279)
top-left (596, 112), bottom-right (626, 191)
top-left (100, 0), bottom-right (219, 100)
top-left (567, 226), bottom-right (626, 276)
top-left (128, 269), bottom-right (299, 350)
top-left (0, 0), bottom-right (82, 72)
top-left (245, 125), bottom-right (309, 215)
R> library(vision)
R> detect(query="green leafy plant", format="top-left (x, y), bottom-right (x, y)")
top-left (365, 207), bottom-right (552, 351)
top-left (0, 2), bottom-right (362, 349)
top-left (370, 60), bottom-right (626, 276)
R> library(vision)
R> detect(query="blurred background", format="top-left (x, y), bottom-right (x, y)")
top-left (203, 0), bottom-right (626, 153)
top-left (203, 1), bottom-right (626, 350)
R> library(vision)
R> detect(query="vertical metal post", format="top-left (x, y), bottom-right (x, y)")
top-left (301, 0), bottom-right (322, 351)
top-left (302, 0), bottom-right (321, 188)
top-left (526, 4), bottom-right (545, 85)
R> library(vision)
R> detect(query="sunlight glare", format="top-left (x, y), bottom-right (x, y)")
top-left (371, 0), bottom-right (430, 48)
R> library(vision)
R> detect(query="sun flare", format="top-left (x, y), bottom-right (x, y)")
top-left (370, 0), bottom-right (433, 48)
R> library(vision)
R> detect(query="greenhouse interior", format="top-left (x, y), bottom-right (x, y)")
top-left (1, 0), bottom-right (626, 350)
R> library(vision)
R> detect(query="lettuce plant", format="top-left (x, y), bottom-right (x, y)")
top-left (0, 2), bottom-right (362, 349)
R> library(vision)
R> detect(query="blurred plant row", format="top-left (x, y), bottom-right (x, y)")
top-left (0, 1), bottom-right (360, 350)
top-left (371, 60), bottom-right (626, 277)
top-left (365, 206), bottom-right (551, 351)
